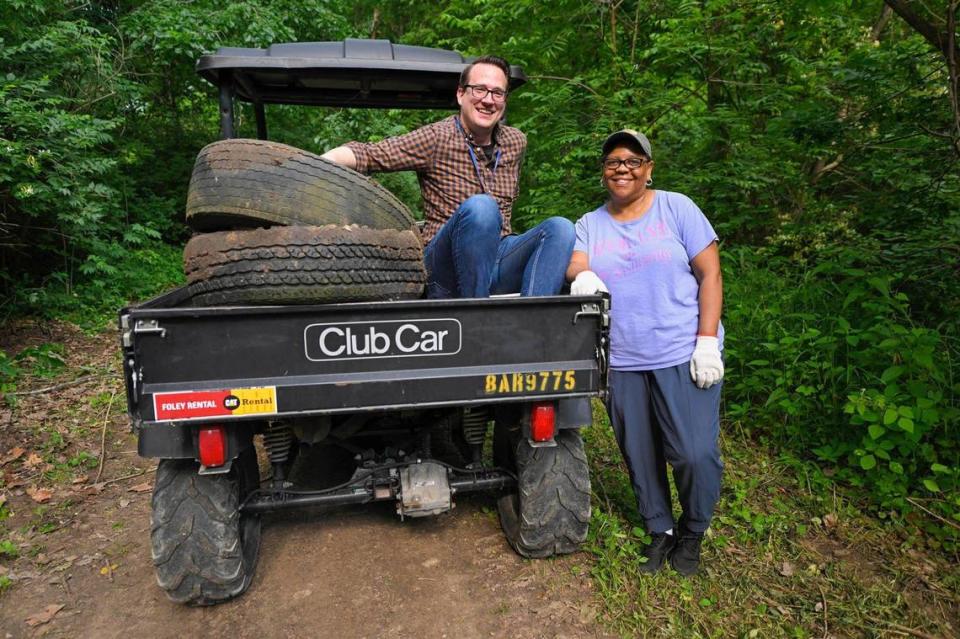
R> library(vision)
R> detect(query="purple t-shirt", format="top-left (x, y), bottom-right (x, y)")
top-left (574, 190), bottom-right (724, 371)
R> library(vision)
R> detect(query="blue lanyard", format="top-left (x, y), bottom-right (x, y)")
top-left (455, 117), bottom-right (501, 192)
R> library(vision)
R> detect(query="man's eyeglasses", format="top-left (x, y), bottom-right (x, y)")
top-left (462, 84), bottom-right (508, 101)
top-left (601, 157), bottom-right (651, 170)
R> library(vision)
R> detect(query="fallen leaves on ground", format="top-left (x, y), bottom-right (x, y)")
top-left (1, 446), bottom-right (26, 465)
top-left (128, 482), bottom-right (152, 493)
top-left (778, 561), bottom-right (796, 577)
top-left (24, 453), bottom-right (45, 468)
top-left (26, 486), bottom-right (53, 503)
top-left (25, 603), bottom-right (65, 627)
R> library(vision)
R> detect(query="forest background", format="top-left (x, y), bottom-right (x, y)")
top-left (1, 0), bottom-right (958, 552)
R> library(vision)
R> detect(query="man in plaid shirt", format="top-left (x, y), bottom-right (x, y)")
top-left (322, 55), bottom-right (575, 299)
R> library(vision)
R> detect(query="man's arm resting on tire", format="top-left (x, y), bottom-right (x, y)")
top-left (321, 146), bottom-right (358, 169)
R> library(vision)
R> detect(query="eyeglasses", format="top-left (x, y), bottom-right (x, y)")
top-left (462, 84), bottom-right (508, 101)
top-left (602, 157), bottom-right (651, 170)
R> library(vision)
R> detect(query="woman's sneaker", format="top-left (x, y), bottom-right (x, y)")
top-left (638, 532), bottom-right (675, 574)
top-left (668, 530), bottom-right (703, 576)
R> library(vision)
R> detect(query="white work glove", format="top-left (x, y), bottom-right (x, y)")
top-left (690, 336), bottom-right (724, 389)
top-left (571, 270), bottom-right (608, 295)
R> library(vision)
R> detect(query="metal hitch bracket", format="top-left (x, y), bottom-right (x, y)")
top-left (133, 319), bottom-right (166, 338)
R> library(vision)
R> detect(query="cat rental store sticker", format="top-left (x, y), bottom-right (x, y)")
top-left (153, 387), bottom-right (277, 422)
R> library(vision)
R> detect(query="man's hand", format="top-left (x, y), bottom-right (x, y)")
top-left (690, 336), bottom-right (724, 389)
top-left (320, 146), bottom-right (358, 169)
top-left (570, 270), bottom-right (608, 295)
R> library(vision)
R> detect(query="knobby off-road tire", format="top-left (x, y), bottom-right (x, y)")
top-left (186, 139), bottom-right (417, 232)
top-left (495, 427), bottom-right (591, 558)
top-left (183, 224), bottom-right (426, 306)
top-left (150, 448), bottom-right (261, 606)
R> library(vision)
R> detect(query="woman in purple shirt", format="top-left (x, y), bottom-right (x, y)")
top-left (566, 130), bottom-right (725, 577)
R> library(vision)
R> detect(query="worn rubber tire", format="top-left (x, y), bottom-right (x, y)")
top-left (186, 139), bottom-right (417, 232)
top-left (150, 447), bottom-right (261, 606)
top-left (183, 224), bottom-right (426, 306)
top-left (495, 427), bottom-right (591, 558)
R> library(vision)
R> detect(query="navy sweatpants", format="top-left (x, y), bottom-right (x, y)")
top-left (607, 363), bottom-right (723, 534)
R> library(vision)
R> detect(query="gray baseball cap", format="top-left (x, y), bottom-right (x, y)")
top-left (601, 129), bottom-right (652, 159)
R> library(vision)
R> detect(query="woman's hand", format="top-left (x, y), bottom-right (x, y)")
top-left (571, 270), bottom-right (608, 295)
top-left (566, 250), bottom-right (608, 294)
top-left (690, 336), bottom-right (724, 388)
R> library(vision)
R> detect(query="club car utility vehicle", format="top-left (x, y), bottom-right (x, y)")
top-left (120, 39), bottom-right (609, 605)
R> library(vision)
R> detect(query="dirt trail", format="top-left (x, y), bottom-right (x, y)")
top-left (0, 323), bottom-right (611, 639)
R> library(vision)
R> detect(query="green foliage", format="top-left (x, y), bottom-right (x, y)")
top-left (0, 342), bottom-right (73, 404)
top-left (0, 538), bottom-right (18, 558)
top-left (0, 0), bottom-right (348, 319)
top-left (15, 344), bottom-right (66, 379)
top-left (724, 245), bottom-right (959, 547)
top-left (0, 4), bottom-right (130, 304)
top-left (0, 350), bottom-right (17, 392)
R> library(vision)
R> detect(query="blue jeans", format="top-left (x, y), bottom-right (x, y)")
top-left (423, 194), bottom-right (575, 298)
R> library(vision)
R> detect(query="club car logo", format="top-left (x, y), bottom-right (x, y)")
top-left (304, 319), bottom-right (462, 361)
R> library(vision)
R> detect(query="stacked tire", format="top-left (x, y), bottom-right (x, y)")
top-left (182, 138), bottom-right (426, 305)
top-left (152, 140), bottom-right (427, 607)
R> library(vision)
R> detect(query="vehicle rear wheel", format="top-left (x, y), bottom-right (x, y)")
top-left (183, 224), bottom-right (426, 306)
top-left (186, 139), bottom-right (417, 233)
top-left (494, 425), bottom-right (591, 558)
top-left (150, 447), bottom-right (261, 605)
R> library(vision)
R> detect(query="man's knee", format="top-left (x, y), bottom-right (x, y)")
top-left (457, 195), bottom-right (502, 231)
top-left (541, 216), bottom-right (575, 247)
top-left (542, 216), bottom-right (574, 235)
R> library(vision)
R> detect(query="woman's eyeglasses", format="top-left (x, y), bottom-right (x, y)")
top-left (602, 157), bottom-right (651, 170)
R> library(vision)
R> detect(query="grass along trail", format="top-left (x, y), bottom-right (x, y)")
top-left (583, 400), bottom-right (958, 638)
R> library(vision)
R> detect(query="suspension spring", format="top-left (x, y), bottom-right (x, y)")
top-left (263, 422), bottom-right (294, 465)
top-left (461, 407), bottom-right (489, 446)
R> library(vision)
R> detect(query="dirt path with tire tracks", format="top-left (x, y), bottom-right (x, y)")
top-left (0, 322), bottom-right (612, 639)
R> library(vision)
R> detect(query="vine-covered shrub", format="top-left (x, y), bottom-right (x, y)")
top-left (723, 245), bottom-right (959, 548)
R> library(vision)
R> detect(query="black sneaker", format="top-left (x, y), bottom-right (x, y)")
top-left (669, 531), bottom-right (703, 576)
top-left (638, 532), bottom-right (675, 574)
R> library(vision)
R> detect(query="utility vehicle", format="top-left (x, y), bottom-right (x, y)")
top-left (120, 39), bottom-right (609, 605)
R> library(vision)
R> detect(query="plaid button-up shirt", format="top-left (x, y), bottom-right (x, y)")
top-left (347, 115), bottom-right (526, 245)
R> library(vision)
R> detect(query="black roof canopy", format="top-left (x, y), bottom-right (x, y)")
top-left (196, 38), bottom-right (527, 110)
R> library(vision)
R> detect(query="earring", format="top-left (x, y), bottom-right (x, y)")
top-left (599, 177), bottom-right (606, 188)
top-left (646, 178), bottom-right (653, 187)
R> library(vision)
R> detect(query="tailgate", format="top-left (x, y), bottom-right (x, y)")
top-left (121, 293), bottom-right (608, 426)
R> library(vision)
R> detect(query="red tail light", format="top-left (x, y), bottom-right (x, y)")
top-left (530, 403), bottom-right (556, 442)
top-left (198, 425), bottom-right (227, 467)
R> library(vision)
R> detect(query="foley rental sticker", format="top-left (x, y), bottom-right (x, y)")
top-left (153, 387), bottom-right (277, 422)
